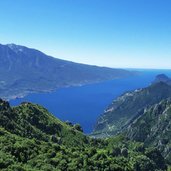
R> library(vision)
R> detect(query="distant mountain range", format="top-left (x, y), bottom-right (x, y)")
top-left (0, 43), bottom-right (135, 100)
top-left (93, 74), bottom-right (171, 138)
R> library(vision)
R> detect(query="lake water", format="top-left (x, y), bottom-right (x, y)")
top-left (10, 69), bottom-right (171, 134)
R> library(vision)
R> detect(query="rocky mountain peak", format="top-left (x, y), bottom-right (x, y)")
top-left (153, 74), bottom-right (171, 85)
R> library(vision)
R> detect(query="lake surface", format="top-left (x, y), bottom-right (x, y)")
top-left (10, 69), bottom-right (171, 134)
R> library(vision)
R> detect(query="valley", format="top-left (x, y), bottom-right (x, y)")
top-left (1, 1), bottom-right (171, 170)
top-left (10, 70), bottom-right (171, 133)
top-left (1, 57), bottom-right (171, 170)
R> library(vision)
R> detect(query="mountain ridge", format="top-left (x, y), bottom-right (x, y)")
top-left (0, 98), bottom-right (168, 170)
top-left (125, 98), bottom-right (171, 164)
top-left (93, 76), bottom-right (171, 138)
top-left (0, 43), bottom-right (135, 100)
top-left (152, 74), bottom-right (171, 85)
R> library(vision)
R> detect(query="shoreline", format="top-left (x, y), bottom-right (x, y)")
top-left (7, 77), bottom-right (126, 101)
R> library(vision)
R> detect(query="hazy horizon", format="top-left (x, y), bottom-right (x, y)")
top-left (1, 42), bottom-right (171, 70)
top-left (0, 0), bottom-right (171, 69)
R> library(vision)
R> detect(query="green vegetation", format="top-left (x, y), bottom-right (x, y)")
top-left (0, 99), bottom-right (167, 170)
top-left (93, 82), bottom-right (171, 137)
top-left (125, 98), bottom-right (171, 165)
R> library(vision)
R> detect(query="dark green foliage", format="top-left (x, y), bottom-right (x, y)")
top-left (73, 123), bottom-right (83, 132)
top-left (132, 155), bottom-right (155, 171)
top-left (145, 148), bottom-right (167, 170)
top-left (0, 99), bottom-right (168, 170)
top-left (126, 98), bottom-right (171, 163)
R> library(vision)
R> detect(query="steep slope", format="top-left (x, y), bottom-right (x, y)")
top-left (125, 98), bottom-right (171, 164)
top-left (0, 99), bottom-right (167, 170)
top-left (93, 81), bottom-right (171, 138)
top-left (0, 99), bottom-right (87, 147)
top-left (0, 43), bottom-right (135, 100)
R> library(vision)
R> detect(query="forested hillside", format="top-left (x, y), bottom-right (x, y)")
top-left (0, 99), bottom-right (167, 171)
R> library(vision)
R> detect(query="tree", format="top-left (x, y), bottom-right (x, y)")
top-left (73, 124), bottom-right (83, 132)
top-left (145, 148), bottom-right (167, 170)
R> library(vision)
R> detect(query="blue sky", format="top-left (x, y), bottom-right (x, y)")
top-left (0, 0), bottom-right (171, 69)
